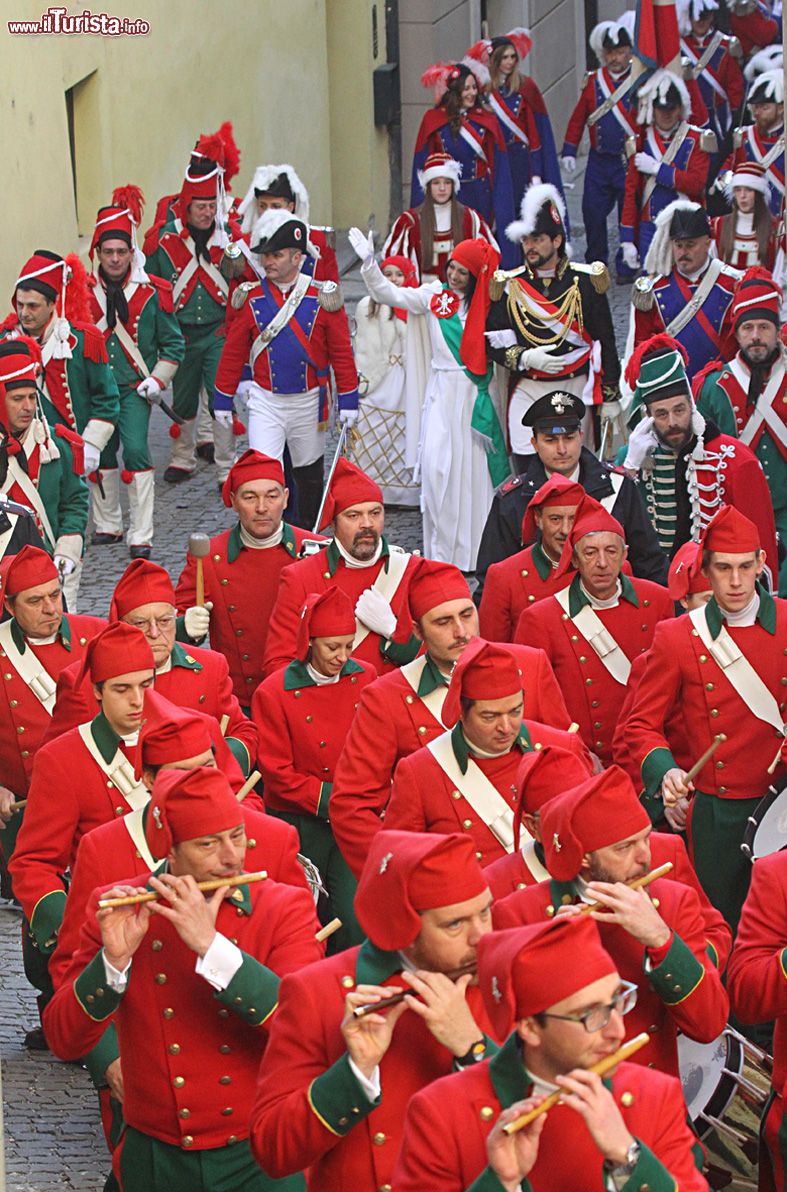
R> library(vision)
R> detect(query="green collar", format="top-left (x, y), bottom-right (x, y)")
top-left (704, 582), bottom-right (776, 639)
top-left (90, 710), bottom-right (123, 764)
top-left (144, 859), bottom-right (168, 890)
top-left (10, 614), bottom-right (72, 654)
top-left (226, 521), bottom-right (297, 564)
top-left (169, 641), bottom-right (203, 671)
top-left (419, 653), bottom-right (451, 696)
top-left (489, 1030), bottom-right (614, 1108)
top-left (451, 721), bottom-right (531, 775)
top-left (568, 571), bottom-right (639, 617)
top-left (531, 541), bottom-right (560, 583)
top-left (282, 657), bottom-right (365, 691)
top-left (324, 535), bottom-right (391, 578)
top-left (548, 877), bottom-right (580, 912)
top-left (355, 938), bottom-right (404, 985)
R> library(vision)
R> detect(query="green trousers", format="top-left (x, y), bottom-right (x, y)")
top-left (688, 792), bottom-right (761, 935)
top-left (116, 1127), bottom-right (304, 1191)
top-left (172, 321), bottom-right (224, 420)
top-left (269, 809), bottom-right (364, 955)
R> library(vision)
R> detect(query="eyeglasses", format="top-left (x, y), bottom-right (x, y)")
top-left (126, 614), bottom-right (176, 633)
top-left (539, 981), bottom-right (638, 1033)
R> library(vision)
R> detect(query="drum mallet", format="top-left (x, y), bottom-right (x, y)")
top-left (188, 533), bottom-right (211, 607)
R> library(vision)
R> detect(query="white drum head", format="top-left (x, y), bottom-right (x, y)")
top-left (677, 1032), bottom-right (741, 1122)
top-left (750, 790), bottom-right (787, 860)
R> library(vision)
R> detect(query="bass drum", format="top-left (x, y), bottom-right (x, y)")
top-left (679, 1028), bottom-right (772, 1190)
top-left (741, 773), bottom-right (787, 862)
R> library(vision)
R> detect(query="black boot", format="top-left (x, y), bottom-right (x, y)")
top-left (292, 459), bottom-right (326, 533)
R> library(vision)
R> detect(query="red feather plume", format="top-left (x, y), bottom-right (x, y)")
top-left (11, 334), bottom-right (42, 368)
top-left (624, 333), bottom-right (688, 389)
top-left (195, 132), bottom-right (225, 167)
top-left (506, 27), bottom-right (533, 61)
top-left (111, 184), bottom-right (145, 224)
top-left (63, 254), bottom-right (91, 324)
top-left (421, 61), bottom-right (454, 102)
top-left (466, 39), bottom-right (491, 65)
top-left (738, 264), bottom-right (779, 286)
top-left (0, 312), bottom-right (18, 334)
top-left (218, 122), bottom-right (240, 185)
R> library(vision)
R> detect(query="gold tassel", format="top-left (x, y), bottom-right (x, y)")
top-left (318, 281), bottom-right (344, 312)
top-left (221, 243), bottom-right (247, 280)
top-left (632, 277), bottom-right (655, 312)
top-left (588, 262), bottom-right (610, 295)
top-left (489, 270), bottom-right (506, 302)
top-left (231, 281), bottom-right (255, 310)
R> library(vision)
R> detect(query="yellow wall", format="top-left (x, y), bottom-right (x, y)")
top-left (0, 0), bottom-right (368, 288)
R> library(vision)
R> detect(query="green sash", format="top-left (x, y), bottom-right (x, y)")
top-left (437, 306), bottom-right (511, 487)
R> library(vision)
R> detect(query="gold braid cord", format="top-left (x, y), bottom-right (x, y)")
top-left (506, 277), bottom-right (584, 349)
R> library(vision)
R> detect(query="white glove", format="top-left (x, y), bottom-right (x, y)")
top-left (355, 588), bottom-right (397, 639)
top-left (214, 410), bottom-right (234, 429)
top-left (623, 415), bottom-right (658, 471)
top-left (53, 556), bottom-right (76, 576)
top-left (136, 377), bottom-right (162, 401)
top-left (348, 227), bottom-right (375, 265)
top-left (184, 601), bottom-right (212, 640)
top-left (519, 346), bottom-right (564, 374)
top-left (485, 329), bottom-right (518, 349)
top-left (338, 408), bottom-right (358, 428)
top-left (634, 152), bottom-right (659, 176)
top-left (621, 243), bottom-right (640, 270)
top-left (235, 379), bottom-right (253, 402)
top-left (83, 442), bottom-right (101, 475)
top-left (561, 156), bottom-right (576, 175)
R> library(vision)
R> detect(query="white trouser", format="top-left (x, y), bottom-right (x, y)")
top-left (508, 373), bottom-right (590, 454)
top-left (127, 470), bottom-right (155, 545)
top-left (247, 383), bottom-right (324, 468)
top-left (196, 386), bottom-right (213, 445)
top-left (89, 470), bottom-right (123, 536)
top-left (62, 560), bottom-right (82, 613)
top-left (168, 417), bottom-right (197, 473)
top-left (212, 419), bottom-right (236, 483)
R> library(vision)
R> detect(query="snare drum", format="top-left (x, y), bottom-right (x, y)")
top-left (741, 778), bottom-right (787, 862)
top-left (678, 1028), bottom-right (772, 1188)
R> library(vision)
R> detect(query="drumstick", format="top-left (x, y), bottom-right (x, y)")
top-left (503, 1032), bottom-right (651, 1134)
top-left (315, 917), bottom-right (342, 943)
top-left (353, 961), bottom-right (477, 1018)
top-left (219, 714), bottom-right (230, 736)
top-left (97, 870), bottom-right (268, 908)
top-left (9, 799), bottom-right (26, 812)
top-left (236, 770), bottom-right (261, 802)
top-left (684, 735), bottom-right (726, 785)
top-left (578, 861), bottom-right (673, 915)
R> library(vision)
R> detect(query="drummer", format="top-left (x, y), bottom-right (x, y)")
top-left (393, 917), bottom-right (709, 1190)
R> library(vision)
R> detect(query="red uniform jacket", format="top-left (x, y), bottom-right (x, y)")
top-left (729, 7), bottom-right (779, 58)
top-left (484, 831), bottom-right (732, 971)
top-left (623, 592), bottom-right (787, 800)
top-left (43, 641), bottom-right (257, 773)
top-left (50, 804), bottom-right (307, 989)
top-left (384, 721), bottom-right (593, 868)
top-left (515, 574), bottom-right (673, 763)
top-left (225, 228), bottom-right (340, 328)
top-left (264, 538), bottom-right (420, 679)
top-left (330, 646), bottom-right (573, 878)
top-left (174, 522), bottom-right (325, 704)
top-left (494, 876), bottom-right (729, 1078)
top-left (253, 658), bottom-right (377, 818)
top-left (393, 1046), bottom-right (708, 1192)
top-left (45, 874), bottom-right (321, 1150)
top-left (150, 222), bottom-right (230, 315)
top-left (613, 650), bottom-right (699, 792)
top-left (250, 940), bottom-right (502, 1189)
top-left (621, 124), bottom-right (709, 246)
top-left (478, 545), bottom-right (573, 642)
top-left (0, 613), bottom-right (104, 797)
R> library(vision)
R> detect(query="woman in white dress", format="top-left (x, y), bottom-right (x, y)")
top-left (352, 255), bottom-right (420, 507)
top-left (349, 229), bottom-right (510, 571)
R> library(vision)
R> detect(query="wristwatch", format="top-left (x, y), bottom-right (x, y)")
top-left (454, 1039), bottom-right (487, 1069)
top-left (604, 1140), bottom-right (641, 1189)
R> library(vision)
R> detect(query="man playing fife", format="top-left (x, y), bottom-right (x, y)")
top-left (44, 766), bottom-right (321, 1192)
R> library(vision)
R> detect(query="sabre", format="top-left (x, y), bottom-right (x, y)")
top-left (95, 470), bottom-right (106, 500)
top-left (313, 423), bottom-right (348, 533)
top-left (598, 417), bottom-right (611, 461)
top-left (97, 869), bottom-right (268, 909)
top-left (188, 532), bottom-right (210, 607)
top-left (146, 390), bottom-right (185, 425)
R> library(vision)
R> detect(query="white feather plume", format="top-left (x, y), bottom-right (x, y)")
top-left (505, 182), bottom-right (571, 254)
top-left (644, 200), bottom-right (703, 276)
top-left (636, 69), bottom-right (691, 125)
top-left (745, 47), bottom-right (784, 83)
top-left (238, 165), bottom-right (310, 235)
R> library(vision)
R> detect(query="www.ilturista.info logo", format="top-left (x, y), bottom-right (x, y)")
top-left (8, 7), bottom-right (150, 34)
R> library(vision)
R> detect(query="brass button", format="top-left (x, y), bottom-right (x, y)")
top-left (585, 678), bottom-right (593, 685)
top-left (228, 605), bottom-right (236, 612)
top-left (220, 578), bottom-right (229, 586)
top-left (521, 569), bottom-right (528, 578)
top-left (480, 1106), bottom-right (495, 1120)
top-left (213, 553), bottom-right (221, 561)
top-left (242, 653), bottom-right (250, 661)
top-left (306, 714), bottom-right (313, 723)
top-left (373, 1131), bottom-right (386, 1145)
top-left (181, 1135), bottom-right (193, 1148)
top-left (715, 760), bottom-right (724, 769)
top-left (561, 894), bottom-right (572, 905)
top-left (341, 975), bottom-right (354, 989)
top-left (338, 1116), bottom-right (348, 1127)
top-left (152, 939), bottom-right (163, 951)
top-left (699, 654), bottom-right (708, 663)
top-left (155, 973), bottom-right (167, 984)
top-left (173, 1076), bottom-right (185, 1088)
top-left (221, 1107), bottom-right (234, 1116)
top-left (168, 1044), bottom-right (181, 1055)
top-left (591, 700), bottom-right (599, 708)
top-left (710, 709), bottom-right (719, 718)
top-left (319, 740), bottom-right (327, 748)
top-left (86, 994), bottom-right (95, 1004)
top-left (451, 789), bottom-right (461, 800)
top-left (219, 1044), bottom-right (231, 1054)
top-left (705, 683), bottom-right (714, 691)
top-left (405, 695), bottom-right (414, 704)
top-left (235, 629), bottom-right (243, 637)
top-left (620, 1091), bottom-right (634, 1107)
top-left (21, 750), bottom-right (28, 758)
top-left (462, 819), bottom-right (472, 829)
top-left (294, 690), bottom-right (301, 698)
top-left (247, 838), bottom-right (256, 848)
top-left (226, 1135), bottom-right (238, 1145)
top-left (9, 699), bottom-right (17, 708)
top-left (163, 1008), bottom-right (174, 1020)
top-left (528, 595), bottom-right (535, 602)
top-left (178, 1108), bottom-right (190, 1119)
top-left (545, 905), bottom-right (555, 917)
top-left (418, 726), bottom-right (427, 735)
top-left (15, 725), bottom-right (24, 734)
top-left (217, 1008), bottom-right (229, 1019)
top-left (570, 634), bottom-right (578, 642)
top-left (579, 655), bottom-right (587, 664)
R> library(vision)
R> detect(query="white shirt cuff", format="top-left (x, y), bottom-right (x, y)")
top-left (348, 1056), bottom-right (381, 1101)
top-left (103, 951), bottom-right (132, 991)
top-left (195, 932), bottom-right (243, 990)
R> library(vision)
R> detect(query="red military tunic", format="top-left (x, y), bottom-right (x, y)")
top-left (621, 124), bottom-right (710, 249)
top-left (727, 851), bottom-right (787, 1190)
top-left (250, 940), bottom-right (501, 1189)
top-left (484, 831), bottom-right (732, 972)
top-left (478, 543), bottom-right (573, 642)
top-left (331, 647), bottom-right (574, 878)
top-left (44, 872), bottom-right (321, 1151)
top-left (175, 521), bottom-right (325, 705)
top-left (612, 650), bottom-right (695, 793)
top-left (494, 876), bottom-right (729, 1078)
top-left (384, 721), bottom-right (593, 868)
top-left (253, 658), bottom-right (376, 818)
top-left (264, 537), bottom-right (421, 678)
top-left (0, 613), bottom-right (104, 798)
top-left (393, 1041), bottom-right (708, 1192)
top-left (515, 573), bottom-right (673, 763)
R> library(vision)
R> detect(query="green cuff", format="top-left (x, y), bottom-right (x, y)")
top-left (308, 1053), bottom-right (378, 1136)
top-left (317, 781), bottom-right (332, 820)
top-left (622, 1140), bottom-right (677, 1192)
top-left (30, 889), bottom-right (67, 952)
top-left (648, 933), bottom-right (705, 1006)
top-left (706, 940), bottom-right (719, 968)
top-left (215, 952), bottom-right (279, 1026)
top-left (174, 614), bottom-right (198, 644)
top-left (381, 633), bottom-right (421, 666)
top-left (74, 950), bottom-right (125, 1021)
top-left (641, 747), bottom-right (676, 795)
top-left (83, 1023), bottom-right (120, 1088)
top-left (227, 737), bottom-right (251, 777)
top-left (468, 1171), bottom-right (511, 1192)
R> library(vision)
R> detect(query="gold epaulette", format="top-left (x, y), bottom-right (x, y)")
top-left (733, 127), bottom-right (743, 149)
top-left (727, 35), bottom-right (743, 60)
top-left (700, 129), bottom-right (718, 154)
top-left (489, 266), bottom-right (527, 301)
top-left (681, 55), bottom-right (697, 81)
top-left (318, 280), bottom-right (344, 312)
top-left (570, 260), bottom-right (609, 295)
top-left (582, 70), bottom-right (593, 88)
top-left (221, 241), bottom-right (247, 281)
top-left (632, 275), bottom-right (655, 312)
top-left (312, 225), bottom-right (337, 250)
top-left (231, 281), bottom-right (255, 310)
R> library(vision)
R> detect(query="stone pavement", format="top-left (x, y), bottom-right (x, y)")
top-left (0, 161), bottom-right (639, 1190)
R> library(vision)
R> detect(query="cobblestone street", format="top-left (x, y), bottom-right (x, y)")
top-left (0, 166), bottom-right (641, 1189)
